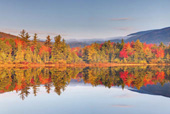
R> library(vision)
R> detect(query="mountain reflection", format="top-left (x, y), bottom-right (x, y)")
top-left (0, 66), bottom-right (170, 100)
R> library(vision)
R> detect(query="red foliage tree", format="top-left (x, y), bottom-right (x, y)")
top-left (155, 48), bottom-right (164, 58)
top-left (14, 39), bottom-right (25, 47)
top-left (39, 45), bottom-right (51, 55)
top-left (6, 41), bottom-right (12, 47)
top-left (119, 49), bottom-right (128, 58)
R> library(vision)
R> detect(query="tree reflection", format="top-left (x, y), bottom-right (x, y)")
top-left (0, 66), bottom-right (169, 100)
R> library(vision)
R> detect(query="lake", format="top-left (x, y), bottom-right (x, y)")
top-left (0, 66), bottom-right (170, 114)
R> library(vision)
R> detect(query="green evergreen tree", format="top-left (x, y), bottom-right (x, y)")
top-left (19, 29), bottom-right (26, 40)
top-left (44, 35), bottom-right (52, 48)
top-left (25, 32), bottom-right (30, 43)
top-left (120, 39), bottom-right (125, 49)
top-left (51, 35), bottom-right (67, 62)
top-left (159, 42), bottom-right (165, 49)
top-left (33, 33), bottom-right (38, 46)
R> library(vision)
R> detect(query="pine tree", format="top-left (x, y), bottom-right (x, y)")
top-left (19, 29), bottom-right (26, 40)
top-left (33, 33), bottom-right (38, 45)
top-left (25, 32), bottom-right (30, 43)
top-left (51, 35), bottom-right (66, 62)
top-left (61, 39), bottom-right (68, 59)
top-left (44, 35), bottom-right (52, 48)
top-left (159, 42), bottom-right (165, 49)
top-left (120, 39), bottom-right (125, 49)
top-left (82, 47), bottom-right (89, 63)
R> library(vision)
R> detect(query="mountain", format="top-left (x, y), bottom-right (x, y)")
top-left (127, 29), bottom-right (157, 37)
top-left (126, 27), bottom-right (170, 44)
top-left (68, 41), bottom-right (89, 48)
top-left (68, 27), bottom-right (170, 47)
top-left (67, 37), bottom-right (126, 48)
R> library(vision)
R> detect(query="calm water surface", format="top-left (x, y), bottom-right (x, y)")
top-left (0, 66), bottom-right (170, 114)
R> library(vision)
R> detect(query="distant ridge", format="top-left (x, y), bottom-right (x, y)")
top-left (126, 27), bottom-right (170, 44)
top-left (69, 27), bottom-right (170, 47)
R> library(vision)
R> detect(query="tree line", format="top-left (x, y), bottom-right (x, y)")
top-left (0, 29), bottom-right (169, 64)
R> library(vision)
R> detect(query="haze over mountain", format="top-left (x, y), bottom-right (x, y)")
top-left (126, 27), bottom-right (170, 44)
top-left (68, 27), bottom-right (170, 47)
top-left (0, 27), bottom-right (170, 47)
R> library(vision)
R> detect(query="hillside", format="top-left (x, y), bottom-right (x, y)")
top-left (0, 32), bottom-right (19, 39)
top-left (126, 27), bottom-right (170, 44)
top-left (68, 27), bottom-right (170, 47)
top-left (68, 41), bottom-right (89, 48)
top-left (0, 31), bottom-right (45, 45)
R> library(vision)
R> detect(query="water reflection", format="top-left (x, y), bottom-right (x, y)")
top-left (0, 66), bottom-right (170, 100)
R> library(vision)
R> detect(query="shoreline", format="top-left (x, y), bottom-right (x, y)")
top-left (0, 63), bottom-right (169, 68)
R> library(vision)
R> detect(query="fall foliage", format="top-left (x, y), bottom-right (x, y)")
top-left (0, 30), bottom-right (169, 64)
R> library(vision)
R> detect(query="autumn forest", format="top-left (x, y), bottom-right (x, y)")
top-left (0, 30), bottom-right (170, 65)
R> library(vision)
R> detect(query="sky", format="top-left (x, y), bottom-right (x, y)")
top-left (0, 0), bottom-right (170, 40)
